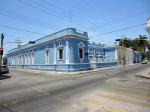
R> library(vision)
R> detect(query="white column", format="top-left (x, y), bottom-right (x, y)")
top-left (66, 40), bottom-right (69, 64)
top-left (115, 48), bottom-right (118, 59)
top-left (54, 44), bottom-right (56, 64)
top-left (28, 53), bottom-right (30, 64)
top-left (32, 51), bottom-right (34, 64)
top-left (94, 49), bottom-right (96, 59)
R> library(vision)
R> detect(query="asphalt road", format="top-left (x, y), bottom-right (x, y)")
top-left (0, 64), bottom-right (150, 112)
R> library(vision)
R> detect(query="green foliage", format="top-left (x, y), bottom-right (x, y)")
top-left (145, 51), bottom-right (150, 60)
top-left (118, 35), bottom-right (150, 59)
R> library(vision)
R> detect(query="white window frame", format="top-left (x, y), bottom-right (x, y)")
top-left (25, 54), bottom-right (27, 64)
top-left (58, 48), bottom-right (63, 62)
top-left (31, 51), bottom-right (34, 64)
top-left (45, 49), bottom-right (49, 64)
top-left (78, 47), bottom-right (84, 62)
top-left (28, 53), bottom-right (30, 64)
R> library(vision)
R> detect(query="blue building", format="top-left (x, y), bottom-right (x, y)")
top-left (7, 28), bottom-right (117, 72)
top-left (134, 51), bottom-right (142, 63)
top-left (88, 43), bottom-right (117, 68)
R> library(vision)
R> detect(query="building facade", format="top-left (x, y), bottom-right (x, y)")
top-left (7, 28), bottom-right (128, 72)
top-left (134, 51), bottom-right (142, 63)
top-left (116, 46), bottom-right (134, 65)
top-left (88, 43), bottom-right (117, 69)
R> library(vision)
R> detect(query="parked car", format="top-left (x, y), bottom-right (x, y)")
top-left (141, 59), bottom-right (148, 64)
top-left (1, 65), bottom-right (9, 74)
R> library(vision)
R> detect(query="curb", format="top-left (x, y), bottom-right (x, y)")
top-left (10, 66), bottom-right (121, 75)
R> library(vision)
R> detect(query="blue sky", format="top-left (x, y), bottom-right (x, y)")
top-left (0, 0), bottom-right (150, 54)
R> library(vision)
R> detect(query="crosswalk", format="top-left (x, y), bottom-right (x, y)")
top-left (83, 83), bottom-right (150, 112)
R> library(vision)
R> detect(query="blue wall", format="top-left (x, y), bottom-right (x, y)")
top-left (7, 28), bottom-right (117, 72)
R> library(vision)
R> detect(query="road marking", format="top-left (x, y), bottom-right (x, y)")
top-left (53, 96), bottom-right (67, 103)
top-left (125, 84), bottom-right (150, 90)
top-left (105, 89), bottom-right (149, 100)
top-left (84, 99), bottom-right (135, 112)
top-left (30, 87), bottom-right (49, 96)
top-left (0, 88), bottom-right (32, 96)
top-left (0, 86), bottom-right (49, 97)
top-left (110, 86), bottom-right (147, 95)
top-left (96, 93), bottom-right (150, 109)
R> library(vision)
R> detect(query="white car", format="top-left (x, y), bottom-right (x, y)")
top-left (141, 59), bottom-right (148, 64)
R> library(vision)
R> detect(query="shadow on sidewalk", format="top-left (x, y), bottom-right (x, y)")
top-left (0, 74), bottom-right (11, 80)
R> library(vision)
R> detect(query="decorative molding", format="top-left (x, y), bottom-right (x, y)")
top-left (78, 42), bottom-right (85, 48)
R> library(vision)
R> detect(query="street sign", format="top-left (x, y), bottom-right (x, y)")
top-left (29, 41), bottom-right (35, 44)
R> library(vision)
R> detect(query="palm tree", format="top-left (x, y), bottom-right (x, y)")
top-left (138, 35), bottom-right (148, 53)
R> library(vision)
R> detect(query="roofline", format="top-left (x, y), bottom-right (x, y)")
top-left (8, 28), bottom-right (88, 54)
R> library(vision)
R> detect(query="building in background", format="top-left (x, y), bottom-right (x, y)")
top-left (88, 43), bottom-right (117, 69)
top-left (133, 51), bottom-right (142, 63)
top-left (146, 17), bottom-right (150, 42)
top-left (116, 46), bottom-right (134, 65)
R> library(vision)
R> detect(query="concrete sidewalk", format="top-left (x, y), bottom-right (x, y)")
top-left (10, 66), bottom-right (122, 75)
top-left (136, 68), bottom-right (150, 79)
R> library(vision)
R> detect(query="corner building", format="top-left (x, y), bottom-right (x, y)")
top-left (7, 28), bottom-right (117, 72)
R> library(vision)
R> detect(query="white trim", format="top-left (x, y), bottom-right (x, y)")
top-left (54, 44), bottom-right (56, 64)
top-left (66, 40), bottom-right (69, 64)
top-left (31, 51), bottom-right (34, 64)
top-left (45, 49), bottom-right (49, 64)
top-left (58, 47), bottom-right (63, 63)
top-left (78, 47), bottom-right (84, 63)
top-left (8, 34), bottom-right (88, 55)
top-left (78, 42), bottom-right (85, 48)
top-left (28, 53), bottom-right (30, 64)
top-left (115, 49), bottom-right (118, 60)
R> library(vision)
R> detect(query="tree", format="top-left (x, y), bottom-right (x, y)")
top-left (118, 35), bottom-right (150, 59)
top-left (138, 35), bottom-right (148, 53)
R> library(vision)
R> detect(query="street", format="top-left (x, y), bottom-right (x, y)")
top-left (0, 64), bottom-right (150, 112)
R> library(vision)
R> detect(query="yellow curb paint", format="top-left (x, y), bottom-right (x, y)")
top-left (84, 99), bottom-right (135, 112)
top-left (105, 89), bottom-right (149, 100)
top-left (96, 93), bottom-right (150, 109)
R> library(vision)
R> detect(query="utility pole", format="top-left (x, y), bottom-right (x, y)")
top-left (0, 33), bottom-right (4, 74)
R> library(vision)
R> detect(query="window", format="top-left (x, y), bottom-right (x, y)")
top-left (45, 50), bottom-right (49, 64)
top-left (79, 48), bottom-right (83, 59)
top-left (23, 55), bottom-right (25, 65)
top-left (25, 54), bottom-right (27, 64)
top-left (28, 53), bottom-right (30, 64)
top-left (32, 52), bottom-right (34, 64)
top-left (59, 48), bottom-right (63, 60)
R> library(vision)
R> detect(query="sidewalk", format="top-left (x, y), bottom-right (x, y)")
top-left (136, 68), bottom-right (150, 79)
top-left (10, 66), bottom-right (121, 75)
top-left (10, 63), bottom-right (139, 75)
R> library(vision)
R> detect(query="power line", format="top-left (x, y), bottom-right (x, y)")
top-left (71, 1), bottom-right (150, 31)
top-left (0, 8), bottom-right (57, 30)
top-left (0, 24), bottom-right (45, 35)
top-left (18, 0), bottom-right (96, 32)
top-left (90, 23), bottom-right (147, 37)
top-left (41, 0), bottom-right (100, 30)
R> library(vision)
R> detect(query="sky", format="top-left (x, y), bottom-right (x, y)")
top-left (0, 0), bottom-right (150, 54)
